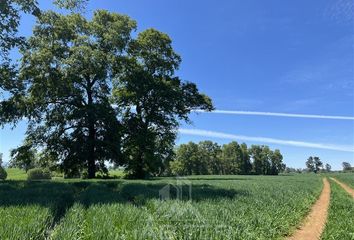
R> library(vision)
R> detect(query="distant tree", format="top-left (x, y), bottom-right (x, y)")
top-left (221, 141), bottom-right (243, 174)
top-left (249, 145), bottom-right (278, 175)
top-left (284, 167), bottom-right (302, 174)
top-left (249, 145), bottom-right (264, 175)
top-left (313, 157), bottom-right (323, 173)
top-left (285, 167), bottom-right (295, 173)
top-left (325, 163), bottom-right (332, 172)
top-left (170, 141), bottom-right (283, 176)
top-left (0, 153), bottom-right (3, 166)
top-left (9, 143), bottom-right (37, 172)
top-left (306, 157), bottom-right (315, 173)
top-left (169, 158), bottom-right (185, 176)
top-left (199, 141), bottom-right (222, 175)
top-left (240, 143), bottom-right (252, 174)
top-left (306, 156), bottom-right (322, 173)
top-left (270, 149), bottom-right (284, 175)
top-left (170, 142), bottom-right (206, 175)
top-left (260, 146), bottom-right (272, 175)
top-left (342, 162), bottom-right (352, 171)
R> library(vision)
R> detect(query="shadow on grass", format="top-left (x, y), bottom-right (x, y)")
top-left (0, 179), bottom-right (245, 225)
top-left (183, 177), bottom-right (252, 181)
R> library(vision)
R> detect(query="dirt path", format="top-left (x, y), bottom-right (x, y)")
top-left (330, 177), bottom-right (354, 198)
top-left (286, 178), bottom-right (330, 240)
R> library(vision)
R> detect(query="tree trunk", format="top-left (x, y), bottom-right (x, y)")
top-left (134, 103), bottom-right (146, 179)
top-left (87, 122), bottom-right (96, 178)
top-left (87, 81), bottom-right (96, 179)
top-left (134, 147), bottom-right (145, 179)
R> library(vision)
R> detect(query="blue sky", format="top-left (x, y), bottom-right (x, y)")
top-left (0, 0), bottom-right (353, 169)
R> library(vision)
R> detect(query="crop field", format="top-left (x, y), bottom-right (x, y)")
top-left (321, 178), bottom-right (354, 240)
top-left (329, 172), bottom-right (354, 189)
top-left (1, 172), bottom-right (326, 240)
top-left (1, 172), bottom-right (354, 239)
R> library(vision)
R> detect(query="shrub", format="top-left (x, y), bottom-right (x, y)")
top-left (27, 168), bottom-right (52, 180)
top-left (0, 167), bottom-right (7, 180)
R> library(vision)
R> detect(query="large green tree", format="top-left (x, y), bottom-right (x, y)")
top-left (0, 1), bottom-right (39, 124)
top-left (16, 10), bottom-right (136, 178)
top-left (113, 29), bottom-right (213, 178)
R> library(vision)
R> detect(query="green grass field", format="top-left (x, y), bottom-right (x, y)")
top-left (329, 172), bottom-right (354, 189)
top-left (322, 178), bottom-right (354, 240)
top-left (5, 168), bottom-right (28, 180)
top-left (1, 170), bottom-right (353, 239)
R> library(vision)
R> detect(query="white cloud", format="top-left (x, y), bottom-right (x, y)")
top-left (194, 110), bottom-right (354, 120)
top-left (179, 128), bottom-right (354, 152)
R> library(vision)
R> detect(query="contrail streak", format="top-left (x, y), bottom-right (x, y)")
top-left (194, 110), bottom-right (354, 120)
top-left (179, 128), bottom-right (354, 152)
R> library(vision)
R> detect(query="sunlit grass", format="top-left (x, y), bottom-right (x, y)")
top-left (48, 175), bottom-right (322, 239)
top-left (321, 178), bottom-right (354, 240)
top-left (329, 172), bottom-right (354, 189)
top-left (5, 168), bottom-right (27, 180)
top-left (0, 205), bottom-right (52, 240)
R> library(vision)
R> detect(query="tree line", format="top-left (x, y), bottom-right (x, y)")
top-left (284, 157), bottom-right (353, 173)
top-left (0, 0), bottom-right (213, 178)
top-left (168, 141), bottom-right (285, 176)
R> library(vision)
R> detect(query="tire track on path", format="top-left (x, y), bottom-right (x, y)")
top-left (330, 177), bottom-right (354, 198)
top-left (286, 178), bottom-right (330, 240)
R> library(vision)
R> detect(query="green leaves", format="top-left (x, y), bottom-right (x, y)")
top-left (53, 0), bottom-right (88, 12)
top-left (16, 10), bottom-right (139, 177)
top-left (171, 141), bottom-right (283, 176)
top-left (2, 5), bottom-right (213, 178)
top-left (129, 29), bottom-right (181, 76)
top-left (112, 27), bottom-right (213, 178)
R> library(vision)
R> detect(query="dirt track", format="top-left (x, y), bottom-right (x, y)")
top-left (286, 178), bottom-right (330, 240)
top-left (330, 177), bottom-right (354, 198)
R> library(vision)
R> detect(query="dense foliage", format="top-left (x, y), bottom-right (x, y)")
top-left (0, 154), bottom-right (6, 180)
top-left (0, 166), bottom-right (7, 180)
top-left (306, 156), bottom-right (323, 173)
top-left (1, 6), bottom-right (212, 178)
top-left (9, 143), bottom-right (37, 172)
top-left (342, 162), bottom-right (352, 171)
top-left (169, 141), bottom-right (285, 176)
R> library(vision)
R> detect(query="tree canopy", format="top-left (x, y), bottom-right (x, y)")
top-left (114, 29), bottom-right (213, 178)
top-left (1, 7), bottom-right (213, 178)
top-left (342, 162), bottom-right (352, 171)
top-left (170, 141), bottom-right (285, 176)
top-left (306, 156), bottom-right (323, 173)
